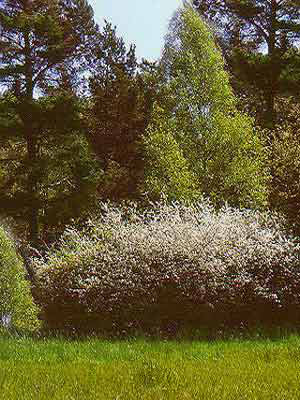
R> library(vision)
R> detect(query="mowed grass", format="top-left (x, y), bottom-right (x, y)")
top-left (0, 336), bottom-right (300, 399)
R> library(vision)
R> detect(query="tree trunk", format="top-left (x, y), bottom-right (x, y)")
top-left (266, 0), bottom-right (277, 129)
top-left (24, 27), bottom-right (39, 246)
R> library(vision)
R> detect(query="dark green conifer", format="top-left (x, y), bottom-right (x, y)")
top-left (0, 0), bottom-right (99, 245)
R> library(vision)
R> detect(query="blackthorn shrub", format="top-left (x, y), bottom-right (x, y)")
top-left (34, 201), bottom-right (300, 335)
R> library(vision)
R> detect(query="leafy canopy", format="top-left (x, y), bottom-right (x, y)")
top-left (143, 5), bottom-right (268, 208)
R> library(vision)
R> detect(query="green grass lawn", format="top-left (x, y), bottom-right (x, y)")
top-left (0, 336), bottom-right (300, 399)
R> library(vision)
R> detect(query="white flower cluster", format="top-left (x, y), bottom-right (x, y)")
top-left (34, 201), bottom-right (300, 332)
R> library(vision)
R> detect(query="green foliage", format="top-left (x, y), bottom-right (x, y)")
top-left (142, 106), bottom-right (200, 201)
top-left (88, 22), bottom-right (160, 201)
top-left (193, 0), bottom-right (300, 127)
top-left (0, 0), bottom-right (98, 93)
top-left (0, 0), bottom-right (99, 244)
top-left (200, 110), bottom-right (268, 207)
top-left (269, 99), bottom-right (300, 234)
top-left (0, 227), bottom-right (39, 332)
top-left (150, 5), bottom-right (268, 208)
top-left (162, 5), bottom-right (235, 115)
top-left (0, 92), bottom-right (101, 243)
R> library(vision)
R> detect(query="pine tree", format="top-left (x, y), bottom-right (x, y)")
top-left (0, 0), bottom-right (99, 245)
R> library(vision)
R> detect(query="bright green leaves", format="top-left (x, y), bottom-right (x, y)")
top-left (144, 5), bottom-right (268, 208)
top-left (143, 106), bottom-right (200, 202)
top-left (201, 110), bottom-right (269, 208)
top-left (162, 6), bottom-right (235, 116)
top-left (0, 227), bottom-right (40, 332)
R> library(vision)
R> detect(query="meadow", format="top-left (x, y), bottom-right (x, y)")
top-left (0, 336), bottom-right (300, 399)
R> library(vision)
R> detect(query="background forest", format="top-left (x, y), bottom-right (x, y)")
top-left (1, 0), bottom-right (300, 336)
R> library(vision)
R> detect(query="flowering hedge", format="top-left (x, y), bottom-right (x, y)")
top-left (34, 201), bottom-right (300, 335)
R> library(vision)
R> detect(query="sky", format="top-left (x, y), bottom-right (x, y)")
top-left (88, 0), bottom-right (183, 61)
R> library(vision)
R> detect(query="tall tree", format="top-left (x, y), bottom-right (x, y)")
top-left (146, 4), bottom-right (268, 208)
top-left (0, 0), bottom-right (99, 245)
top-left (0, 91), bottom-right (100, 245)
top-left (87, 22), bottom-right (161, 201)
top-left (192, 0), bottom-right (300, 127)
